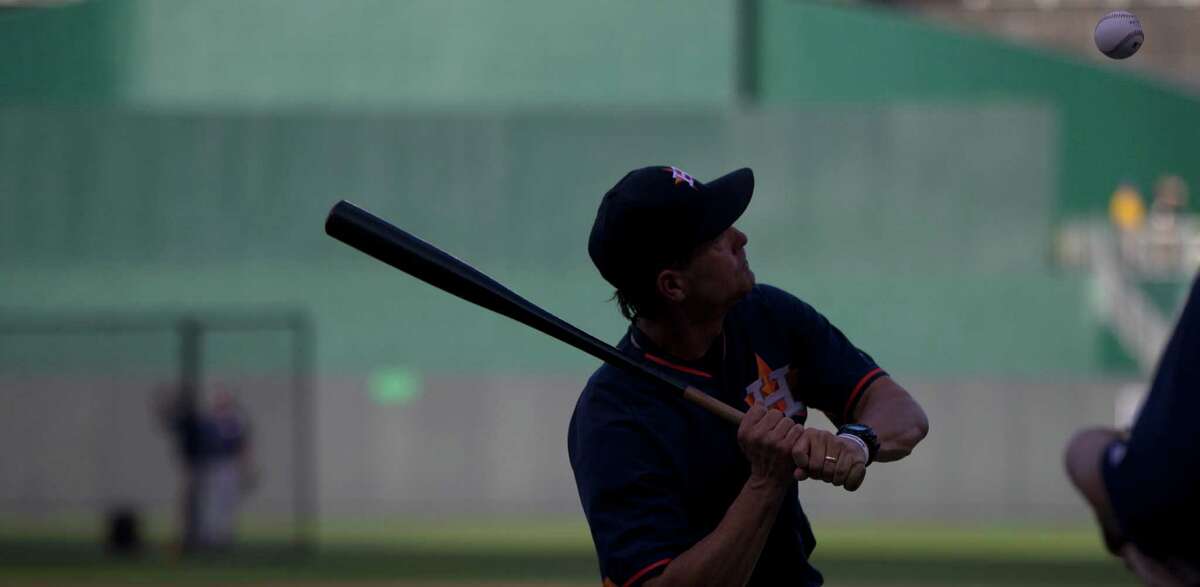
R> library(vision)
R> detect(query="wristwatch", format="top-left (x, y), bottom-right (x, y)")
top-left (837, 423), bottom-right (880, 465)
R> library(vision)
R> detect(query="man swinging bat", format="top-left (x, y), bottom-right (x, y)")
top-left (323, 165), bottom-right (929, 587)
top-left (568, 166), bottom-right (929, 586)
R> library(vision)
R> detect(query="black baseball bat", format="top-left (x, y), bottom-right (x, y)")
top-left (324, 200), bottom-right (742, 425)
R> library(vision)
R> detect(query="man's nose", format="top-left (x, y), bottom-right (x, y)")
top-left (732, 227), bottom-right (748, 248)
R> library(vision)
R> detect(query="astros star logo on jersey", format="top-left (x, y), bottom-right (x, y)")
top-left (743, 355), bottom-right (804, 419)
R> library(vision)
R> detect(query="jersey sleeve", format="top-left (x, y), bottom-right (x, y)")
top-left (568, 380), bottom-right (690, 586)
top-left (760, 285), bottom-right (887, 425)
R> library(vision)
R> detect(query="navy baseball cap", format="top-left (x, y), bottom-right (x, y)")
top-left (588, 166), bottom-right (754, 290)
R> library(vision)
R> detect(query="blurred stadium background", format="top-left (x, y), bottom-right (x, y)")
top-left (2, 0), bottom-right (1198, 585)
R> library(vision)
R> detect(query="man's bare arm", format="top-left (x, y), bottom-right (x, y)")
top-left (850, 377), bottom-right (928, 462)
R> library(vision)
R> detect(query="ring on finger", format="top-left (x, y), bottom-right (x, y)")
top-left (824, 455), bottom-right (838, 463)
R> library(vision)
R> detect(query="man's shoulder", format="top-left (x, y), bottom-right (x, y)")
top-left (577, 361), bottom-right (657, 416)
top-left (572, 339), bottom-right (690, 433)
top-left (579, 329), bottom-right (637, 393)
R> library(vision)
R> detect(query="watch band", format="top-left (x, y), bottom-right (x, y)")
top-left (837, 433), bottom-right (871, 465)
top-left (837, 423), bottom-right (879, 465)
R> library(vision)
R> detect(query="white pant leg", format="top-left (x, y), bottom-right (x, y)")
top-left (199, 461), bottom-right (241, 546)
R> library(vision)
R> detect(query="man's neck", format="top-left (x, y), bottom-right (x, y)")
top-left (635, 308), bottom-right (725, 361)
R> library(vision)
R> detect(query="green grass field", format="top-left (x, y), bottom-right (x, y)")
top-left (0, 519), bottom-right (1137, 586)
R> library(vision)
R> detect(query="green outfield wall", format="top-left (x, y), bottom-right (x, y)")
top-left (4, 0), bottom-right (1196, 376)
top-left (4, 0), bottom-right (1195, 216)
top-left (0, 104), bottom-right (1099, 377)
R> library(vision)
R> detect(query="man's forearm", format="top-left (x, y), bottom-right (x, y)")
top-left (853, 378), bottom-right (929, 462)
top-left (645, 478), bottom-right (787, 587)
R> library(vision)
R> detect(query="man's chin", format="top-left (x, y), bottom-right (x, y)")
top-left (736, 270), bottom-right (756, 298)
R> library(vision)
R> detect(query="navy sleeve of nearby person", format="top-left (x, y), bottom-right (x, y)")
top-left (569, 379), bottom-right (690, 586)
top-left (759, 285), bottom-right (887, 425)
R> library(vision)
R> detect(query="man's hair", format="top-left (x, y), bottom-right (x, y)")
top-left (610, 240), bottom-right (710, 322)
top-left (612, 285), bottom-right (658, 322)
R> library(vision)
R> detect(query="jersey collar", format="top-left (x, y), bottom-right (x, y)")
top-left (628, 325), bottom-right (726, 380)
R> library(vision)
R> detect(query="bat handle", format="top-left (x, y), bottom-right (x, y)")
top-left (682, 386), bottom-right (744, 425)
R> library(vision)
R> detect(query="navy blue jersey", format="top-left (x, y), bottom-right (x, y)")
top-left (569, 284), bottom-right (887, 586)
top-left (171, 404), bottom-right (247, 465)
top-left (206, 411), bottom-right (248, 460)
top-left (1103, 274), bottom-right (1200, 565)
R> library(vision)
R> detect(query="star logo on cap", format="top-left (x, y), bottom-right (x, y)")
top-left (665, 166), bottom-right (697, 189)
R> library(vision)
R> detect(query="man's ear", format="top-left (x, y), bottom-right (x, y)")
top-left (655, 268), bottom-right (687, 304)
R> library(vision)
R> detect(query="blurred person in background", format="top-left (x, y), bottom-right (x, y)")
top-left (1110, 181), bottom-right (1147, 235)
top-left (570, 166), bottom-right (928, 586)
top-left (1149, 175), bottom-right (1188, 235)
top-left (154, 384), bottom-right (257, 552)
top-left (1065, 272), bottom-right (1200, 586)
top-left (1147, 175), bottom-right (1192, 275)
top-left (1110, 182), bottom-right (1147, 267)
top-left (198, 387), bottom-right (257, 549)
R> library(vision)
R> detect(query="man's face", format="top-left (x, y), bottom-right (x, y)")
top-left (211, 390), bottom-right (236, 415)
top-left (677, 226), bottom-right (755, 311)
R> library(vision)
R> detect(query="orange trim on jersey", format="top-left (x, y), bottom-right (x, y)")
top-left (622, 558), bottom-right (672, 587)
top-left (643, 354), bottom-right (712, 379)
top-left (843, 368), bottom-right (884, 421)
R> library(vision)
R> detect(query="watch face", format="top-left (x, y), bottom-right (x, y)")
top-left (845, 424), bottom-right (869, 433)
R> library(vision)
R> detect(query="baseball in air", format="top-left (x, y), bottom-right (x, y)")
top-left (1094, 11), bottom-right (1143, 60)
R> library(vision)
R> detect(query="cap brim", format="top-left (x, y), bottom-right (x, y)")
top-left (698, 167), bottom-right (754, 242)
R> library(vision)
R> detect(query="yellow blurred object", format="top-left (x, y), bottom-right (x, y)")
top-left (1109, 184), bottom-right (1146, 232)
